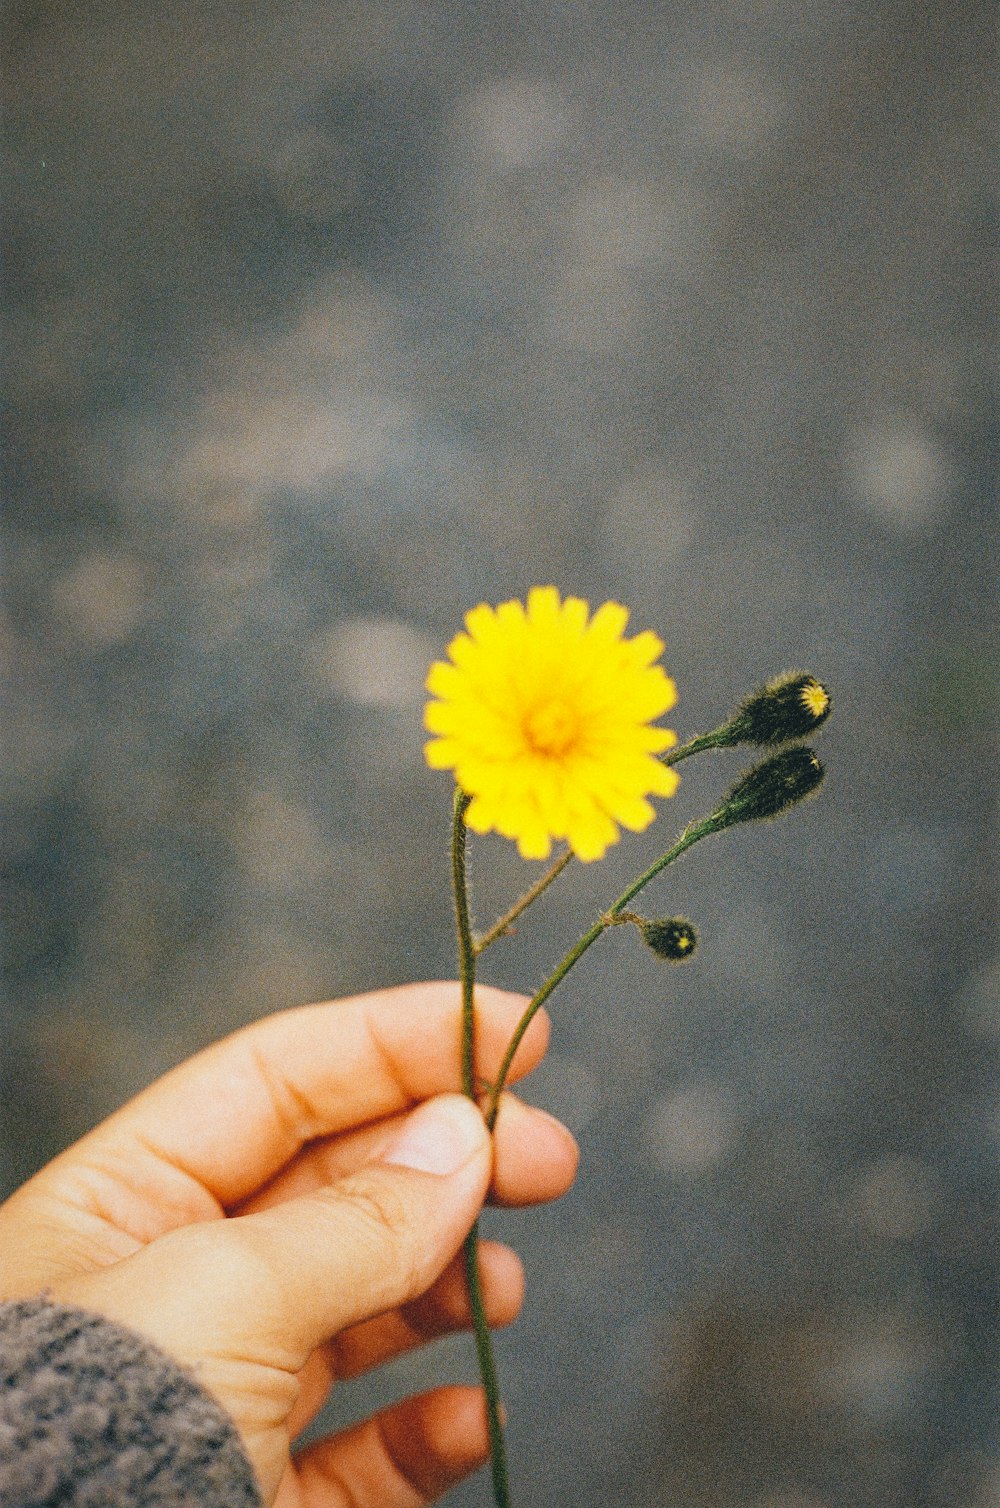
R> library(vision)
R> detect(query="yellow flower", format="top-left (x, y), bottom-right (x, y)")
top-left (424, 586), bottom-right (679, 861)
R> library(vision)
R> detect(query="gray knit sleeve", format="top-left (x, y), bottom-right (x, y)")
top-left (0, 1297), bottom-right (263, 1507)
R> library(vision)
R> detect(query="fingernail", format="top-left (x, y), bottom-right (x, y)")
top-left (381, 1096), bottom-right (485, 1176)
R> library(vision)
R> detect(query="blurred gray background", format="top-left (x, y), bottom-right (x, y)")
top-left (2, 1), bottom-right (996, 1504)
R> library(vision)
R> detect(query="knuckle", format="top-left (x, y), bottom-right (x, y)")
top-left (344, 1179), bottom-right (410, 1241)
top-left (336, 1179), bottom-right (424, 1292)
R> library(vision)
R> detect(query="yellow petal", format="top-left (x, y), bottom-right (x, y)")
top-left (588, 600), bottom-right (630, 642)
top-left (566, 804), bottom-right (618, 861)
top-left (605, 791), bottom-right (657, 831)
top-left (424, 738), bottom-right (458, 769)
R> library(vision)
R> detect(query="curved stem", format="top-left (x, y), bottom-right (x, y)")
top-left (605, 813), bottom-right (722, 917)
top-left (663, 727), bottom-right (731, 766)
top-left (475, 847), bottom-right (573, 953)
top-left (484, 916), bottom-right (603, 1131)
top-left (484, 813), bottom-right (723, 1129)
top-left (451, 789), bottom-right (512, 1508)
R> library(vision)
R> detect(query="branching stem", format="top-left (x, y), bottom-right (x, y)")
top-left (483, 813), bottom-right (723, 1129)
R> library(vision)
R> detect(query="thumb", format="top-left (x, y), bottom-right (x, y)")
top-left (59, 1094), bottom-right (493, 1372)
top-left (236, 1091), bottom-right (494, 1360)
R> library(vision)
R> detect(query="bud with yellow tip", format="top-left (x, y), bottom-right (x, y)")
top-left (725, 673), bottom-right (831, 746)
top-left (640, 916), bottom-right (698, 961)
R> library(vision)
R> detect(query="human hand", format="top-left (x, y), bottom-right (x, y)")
top-left (0, 983), bottom-right (578, 1505)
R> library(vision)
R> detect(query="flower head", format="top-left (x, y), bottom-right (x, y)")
top-left (424, 586), bottom-right (679, 861)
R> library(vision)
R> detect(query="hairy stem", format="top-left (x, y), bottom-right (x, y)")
top-left (452, 789), bottom-right (476, 1099)
top-left (475, 847), bottom-right (573, 953)
top-left (663, 727), bottom-right (731, 765)
top-left (464, 1220), bottom-right (510, 1507)
top-left (451, 789), bottom-right (512, 1508)
top-left (484, 813), bottom-right (723, 1129)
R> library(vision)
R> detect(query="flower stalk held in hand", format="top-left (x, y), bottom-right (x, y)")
top-left (423, 587), bottom-right (831, 1508)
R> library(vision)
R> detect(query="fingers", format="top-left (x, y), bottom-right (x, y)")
top-left (291, 1386), bottom-right (493, 1508)
top-left (490, 1096), bottom-right (578, 1205)
top-left (56, 1095), bottom-right (496, 1377)
top-left (24, 984), bottom-right (548, 1219)
top-left (332, 1237), bottom-right (523, 1379)
top-left (286, 1242), bottom-right (523, 1438)
top-left (239, 1091), bottom-right (579, 1216)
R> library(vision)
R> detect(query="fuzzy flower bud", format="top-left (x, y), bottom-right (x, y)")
top-left (725, 673), bottom-right (831, 746)
top-left (713, 747), bottom-right (825, 827)
top-left (640, 916), bottom-right (698, 961)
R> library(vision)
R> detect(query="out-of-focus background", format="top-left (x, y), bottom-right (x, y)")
top-left (2, 1), bottom-right (996, 1503)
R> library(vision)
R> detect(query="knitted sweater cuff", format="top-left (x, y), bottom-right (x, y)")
top-left (0, 1296), bottom-right (263, 1507)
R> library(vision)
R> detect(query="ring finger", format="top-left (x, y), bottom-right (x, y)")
top-left (286, 1239), bottom-right (523, 1439)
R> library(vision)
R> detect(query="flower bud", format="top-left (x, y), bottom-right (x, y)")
top-left (714, 747), bottom-right (824, 827)
top-left (725, 673), bottom-right (831, 746)
top-left (640, 916), bottom-right (698, 961)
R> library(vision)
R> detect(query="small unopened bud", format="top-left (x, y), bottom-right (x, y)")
top-left (725, 673), bottom-right (831, 746)
top-left (640, 916), bottom-right (698, 961)
top-left (714, 746), bottom-right (825, 827)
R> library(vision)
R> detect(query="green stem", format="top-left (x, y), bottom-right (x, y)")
top-left (663, 727), bottom-right (731, 766)
top-left (464, 1220), bottom-right (510, 1507)
top-left (483, 813), bottom-right (723, 1129)
top-left (475, 847), bottom-right (573, 953)
top-left (605, 813), bottom-right (722, 916)
top-left (451, 789), bottom-right (512, 1508)
top-left (452, 788), bottom-right (476, 1098)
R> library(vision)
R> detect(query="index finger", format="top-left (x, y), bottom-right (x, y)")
top-left (42, 983), bottom-right (547, 1211)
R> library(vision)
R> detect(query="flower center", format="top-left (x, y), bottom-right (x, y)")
top-left (523, 698), bottom-right (579, 757)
